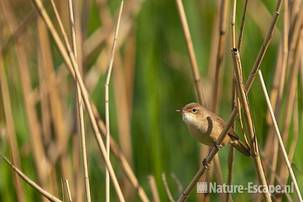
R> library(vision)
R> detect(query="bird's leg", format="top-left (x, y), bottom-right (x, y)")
top-left (212, 140), bottom-right (223, 150)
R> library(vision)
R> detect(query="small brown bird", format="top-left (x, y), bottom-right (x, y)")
top-left (178, 103), bottom-right (250, 156)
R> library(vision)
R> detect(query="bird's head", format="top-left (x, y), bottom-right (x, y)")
top-left (177, 103), bottom-right (204, 126)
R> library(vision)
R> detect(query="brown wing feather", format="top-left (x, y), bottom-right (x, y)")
top-left (201, 105), bottom-right (250, 156)
top-left (202, 106), bottom-right (240, 140)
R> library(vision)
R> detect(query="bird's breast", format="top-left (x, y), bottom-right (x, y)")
top-left (186, 122), bottom-right (214, 146)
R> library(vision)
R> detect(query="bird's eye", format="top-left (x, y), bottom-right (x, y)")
top-left (192, 108), bottom-right (198, 113)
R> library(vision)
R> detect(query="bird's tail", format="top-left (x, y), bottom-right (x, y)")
top-left (230, 139), bottom-right (251, 156)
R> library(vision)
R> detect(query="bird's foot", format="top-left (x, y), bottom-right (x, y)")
top-left (212, 140), bottom-right (223, 150)
top-left (202, 159), bottom-right (209, 168)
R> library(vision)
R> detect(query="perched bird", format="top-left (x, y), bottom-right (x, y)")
top-left (178, 102), bottom-right (250, 156)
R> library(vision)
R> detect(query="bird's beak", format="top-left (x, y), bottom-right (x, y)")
top-left (176, 109), bottom-right (182, 113)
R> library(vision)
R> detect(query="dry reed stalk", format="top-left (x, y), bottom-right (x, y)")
top-left (264, 14), bottom-right (302, 199)
top-left (93, 109), bottom-right (150, 202)
top-left (265, 0), bottom-right (289, 184)
top-left (35, 67), bottom-right (149, 201)
top-left (177, 1), bottom-right (283, 200)
top-left (212, 0), bottom-right (228, 112)
top-left (148, 176), bottom-right (160, 202)
top-left (37, 19), bottom-right (69, 165)
top-left (248, 1), bottom-right (279, 38)
top-left (197, 146), bottom-right (211, 202)
top-left (175, 0), bottom-right (205, 105)
top-left (83, 0), bottom-right (142, 66)
top-left (211, 3), bottom-right (230, 197)
top-left (231, 0), bottom-right (246, 142)
top-left (94, 2), bottom-right (134, 199)
top-left (123, 31), bottom-right (136, 114)
top-left (0, 0), bottom-right (51, 191)
top-left (202, 7), bottom-right (219, 202)
top-left (32, 0), bottom-right (126, 201)
top-left (278, 0), bottom-right (289, 100)
top-left (60, 157), bottom-right (74, 200)
top-left (0, 54), bottom-right (25, 202)
top-left (202, 9), bottom-right (224, 199)
top-left (231, 0), bottom-right (249, 148)
top-left (37, 19), bottom-right (61, 197)
top-left (263, 45), bottom-right (282, 142)
top-left (245, 0), bottom-right (283, 92)
top-left (113, 56), bottom-right (133, 162)
top-left (70, 1), bottom-right (85, 202)
top-left (287, 5), bottom-right (303, 67)
top-left (96, 0), bottom-right (112, 28)
top-left (71, 135), bottom-right (82, 202)
top-left (261, 155), bottom-right (294, 202)
top-left (45, 0), bottom-right (71, 166)
top-left (233, 0), bottom-right (247, 140)
top-left (61, 179), bottom-right (65, 201)
top-left (237, 0), bottom-right (248, 50)
top-left (57, 0), bottom-right (70, 34)
top-left (42, 0), bottom-right (74, 77)
top-left (38, 50), bottom-right (52, 145)
top-left (34, 0), bottom-right (124, 201)
top-left (258, 70), bottom-right (302, 201)
top-left (1, 156), bottom-right (62, 202)
top-left (232, 50), bottom-right (271, 201)
top-left (49, 172), bottom-right (59, 199)
top-left (112, 53), bottom-right (137, 197)
top-left (162, 173), bottom-right (175, 202)
top-left (275, 29), bottom-right (303, 202)
top-left (74, 28), bottom-right (86, 202)
top-left (63, 4), bottom-right (141, 90)
top-left (231, 0), bottom-right (237, 49)
top-left (113, 58), bottom-right (134, 200)
top-left (96, 1), bottom-right (135, 174)
top-left (268, 135), bottom-right (279, 185)
top-left (104, 2), bottom-right (124, 201)
top-left (42, 19), bottom-right (148, 202)
top-left (65, 179), bottom-right (72, 202)
top-left (40, 3), bottom-right (73, 184)
top-left (287, 98), bottom-right (299, 167)
top-left (280, 29), bottom-right (302, 144)
top-left (226, 146), bottom-right (234, 202)
top-left (68, 0), bottom-right (91, 201)
top-left (172, 174), bottom-right (183, 195)
top-left (289, 0), bottom-right (301, 20)
top-left (2, 0), bottom-right (139, 82)
top-left (228, 73), bottom-right (240, 202)
top-left (225, 2), bottom-right (237, 201)
top-left (207, 9), bottom-right (219, 82)
top-left (175, 1), bottom-right (225, 198)
top-left (263, 53), bottom-right (282, 188)
top-left (213, 155), bottom-right (225, 201)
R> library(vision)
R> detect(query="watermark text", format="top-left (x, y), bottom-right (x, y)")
top-left (197, 182), bottom-right (294, 194)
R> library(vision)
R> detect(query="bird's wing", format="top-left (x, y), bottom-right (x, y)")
top-left (204, 107), bottom-right (240, 140)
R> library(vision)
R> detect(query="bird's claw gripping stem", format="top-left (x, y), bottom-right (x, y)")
top-left (202, 159), bottom-right (209, 168)
top-left (213, 140), bottom-right (223, 150)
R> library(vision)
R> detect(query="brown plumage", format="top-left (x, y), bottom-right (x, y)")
top-left (179, 103), bottom-right (251, 156)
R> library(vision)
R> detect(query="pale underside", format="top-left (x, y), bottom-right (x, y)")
top-left (183, 111), bottom-right (231, 146)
